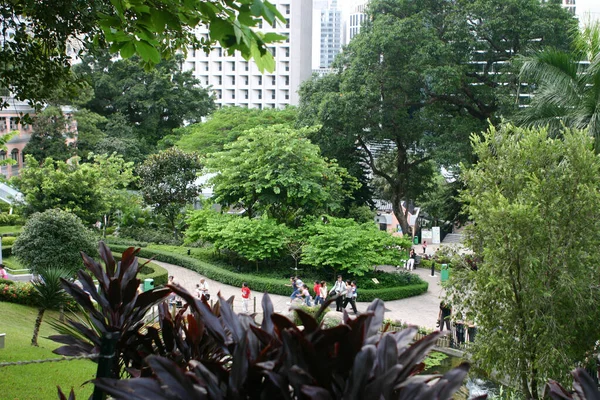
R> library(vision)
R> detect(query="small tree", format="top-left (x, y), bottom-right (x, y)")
top-left (301, 217), bottom-right (410, 276)
top-left (31, 266), bottom-right (71, 346)
top-left (13, 209), bottom-right (98, 276)
top-left (138, 148), bottom-right (202, 237)
top-left (448, 124), bottom-right (600, 398)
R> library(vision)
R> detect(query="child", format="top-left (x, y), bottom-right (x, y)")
top-left (286, 276), bottom-right (303, 305)
top-left (241, 282), bottom-right (251, 313)
top-left (313, 280), bottom-right (321, 305)
top-left (343, 281), bottom-right (358, 314)
top-left (300, 284), bottom-right (312, 306)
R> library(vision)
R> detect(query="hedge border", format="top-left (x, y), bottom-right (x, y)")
top-left (109, 245), bottom-right (429, 302)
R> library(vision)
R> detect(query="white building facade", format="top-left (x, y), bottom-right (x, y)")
top-left (182, 0), bottom-right (313, 109)
top-left (318, 0), bottom-right (342, 68)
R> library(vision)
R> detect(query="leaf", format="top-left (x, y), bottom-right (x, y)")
top-left (134, 40), bottom-right (161, 64)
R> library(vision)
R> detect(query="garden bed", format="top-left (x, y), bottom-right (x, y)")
top-left (108, 244), bottom-right (429, 302)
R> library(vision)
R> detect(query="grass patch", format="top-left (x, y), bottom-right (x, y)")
top-left (0, 302), bottom-right (96, 399)
top-left (4, 256), bottom-right (28, 274)
top-left (0, 225), bottom-right (22, 235)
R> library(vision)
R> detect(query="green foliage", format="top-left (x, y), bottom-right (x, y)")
top-left (298, 0), bottom-right (576, 230)
top-left (292, 304), bottom-right (329, 326)
top-left (0, 281), bottom-right (36, 306)
top-left (138, 147), bottom-right (203, 234)
top-left (0, 213), bottom-right (24, 226)
top-left (23, 106), bottom-right (76, 162)
top-left (109, 245), bottom-right (428, 302)
top-left (75, 54), bottom-right (215, 148)
top-left (173, 106), bottom-right (298, 154)
top-left (301, 217), bottom-right (411, 276)
top-left (449, 124), bottom-right (600, 398)
top-left (13, 153), bottom-right (135, 225)
top-left (1, 0), bottom-right (284, 108)
top-left (12, 209), bottom-right (98, 276)
top-left (205, 126), bottom-right (355, 225)
top-left (423, 351), bottom-right (449, 370)
top-left (517, 22), bottom-right (600, 149)
top-left (113, 253), bottom-right (169, 287)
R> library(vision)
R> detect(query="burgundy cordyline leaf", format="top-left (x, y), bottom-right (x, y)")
top-left (80, 251), bottom-right (108, 288)
top-left (56, 387), bottom-right (75, 400)
top-left (345, 344), bottom-right (376, 399)
top-left (145, 356), bottom-right (202, 398)
top-left (73, 270), bottom-right (107, 309)
top-left (301, 385), bottom-right (333, 400)
top-left (572, 368), bottom-right (600, 400)
top-left (94, 377), bottom-right (169, 400)
top-left (294, 308), bottom-right (319, 334)
top-left (98, 241), bottom-right (116, 276)
top-left (546, 380), bottom-right (573, 400)
top-left (261, 293), bottom-right (275, 335)
top-left (218, 294), bottom-right (245, 343)
top-left (376, 333), bottom-right (399, 375)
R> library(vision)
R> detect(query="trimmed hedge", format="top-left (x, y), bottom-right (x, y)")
top-left (109, 245), bottom-right (429, 302)
top-left (0, 281), bottom-right (36, 306)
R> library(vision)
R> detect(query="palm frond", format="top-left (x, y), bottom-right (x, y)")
top-left (33, 267), bottom-right (72, 310)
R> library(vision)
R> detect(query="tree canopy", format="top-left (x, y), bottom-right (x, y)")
top-left (171, 106), bottom-right (298, 155)
top-left (13, 154), bottom-right (135, 225)
top-left (137, 147), bottom-right (203, 235)
top-left (74, 54), bottom-right (215, 149)
top-left (447, 124), bottom-right (600, 399)
top-left (516, 21), bottom-right (600, 148)
top-left (23, 106), bottom-right (76, 162)
top-left (205, 126), bottom-right (355, 225)
top-left (298, 0), bottom-right (576, 231)
top-left (1, 0), bottom-right (285, 108)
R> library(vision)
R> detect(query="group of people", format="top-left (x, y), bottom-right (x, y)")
top-left (286, 275), bottom-right (359, 314)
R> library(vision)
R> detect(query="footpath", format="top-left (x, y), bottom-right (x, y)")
top-left (154, 245), bottom-right (446, 329)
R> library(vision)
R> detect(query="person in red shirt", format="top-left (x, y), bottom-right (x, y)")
top-left (313, 280), bottom-right (322, 305)
top-left (241, 282), bottom-right (251, 313)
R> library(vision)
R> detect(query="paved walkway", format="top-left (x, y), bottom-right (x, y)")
top-left (154, 255), bottom-right (445, 329)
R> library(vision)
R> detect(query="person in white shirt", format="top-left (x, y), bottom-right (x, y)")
top-left (331, 275), bottom-right (347, 312)
top-left (198, 278), bottom-right (210, 300)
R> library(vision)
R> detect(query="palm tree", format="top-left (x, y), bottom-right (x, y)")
top-left (517, 22), bottom-right (600, 148)
top-left (31, 267), bottom-right (71, 346)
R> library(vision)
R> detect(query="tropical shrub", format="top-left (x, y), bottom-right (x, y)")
top-left (13, 209), bottom-right (98, 275)
top-left (54, 243), bottom-right (475, 399)
top-left (0, 281), bottom-right (36, 306)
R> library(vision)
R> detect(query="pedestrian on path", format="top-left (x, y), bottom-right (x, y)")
top-left (313, 280), bottom-right (322, 305)
top-left (197, 278), bottom-right (209, 300)
top-left (406, 249), bottom-right (416, 270)
top-left (319, 281), bottom-right (328, 305)
top-left (422, 241), bottom-right (427, 255)
top-left (241, 282), bottom-right (251, 313)
top-left (343, 281), bottom-right (358, 314)
top-left (331, 275), bottom-right (347, 312)
top-left (286, 277), bottom-right (303, 305)
top-left (301, 284), bottom-right (312, 306)
top-left (437, 301), bottom-right (452, 331)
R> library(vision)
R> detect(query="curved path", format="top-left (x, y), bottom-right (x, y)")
top-left (154, 261), bottom-right (444, 329)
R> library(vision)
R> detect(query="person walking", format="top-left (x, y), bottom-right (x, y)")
top-left (438, 301), bottom-right (452, 331)
top-left (342, 280), bottom-right (358, 314)
top-left (319, 281), bottom-right (328, 305)
top-left (406, 248), bottom-right (416, 270)
top-left (331, 275), bottom-right (347, 312)
top-left (0, 264), bottom-right (8, 280)
top-left (241, 282), bottom-right (251, 313)
top-left (300, 284), bottom-right (312, 306)
top-left (287, 277), bottom-right (303, 305)
top-left (313, 280), bottom-right (322, 305)
top-left (422, 240), bottom-right (427, 255)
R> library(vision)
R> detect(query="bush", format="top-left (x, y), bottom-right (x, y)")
top-left (293, 304), bottom-right (329, 325)
top-left (1, 236), bottom-right (16, 246)
top-left (104, 235), bottom-right (149, 248)
top-left (0, 281), bottom-right (36, 306)
top-left (0, 213), bottom-right (24, 226)
top-left (118, 226), bottom-right (183, 246)
top-left (109, 245), bottom-right (428, 302)
top-left (0, 278), bottom-right (14, 285)
top-left (12, 209), bottom-right (98, 275)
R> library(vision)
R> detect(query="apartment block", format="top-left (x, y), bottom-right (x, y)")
top-left (182, 0), bottom-right (313, 109)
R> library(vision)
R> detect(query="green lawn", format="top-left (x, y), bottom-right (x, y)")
top-left (0, 302), bottom-right (96, 399)
top-left (0, 225), bottom-right (22, 235)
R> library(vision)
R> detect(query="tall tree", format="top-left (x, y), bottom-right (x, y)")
top-left (298, 0), bottom-right (576, 232)
top-left (170, 106), bottom-right (298, 155)
top-left (517, 22), bottom-right (600, 148)
top-left (13, 154), bottom-right (135, 225)
top-left (205, 126), bottom-right (354, 226)
top-left (75, 54), bottom-right (215, 148)
top-left (137, 147), bottom-right (202, 237)
top-left (447, 124), bottom-right (600, 399)
top-left (0, 0), bottom-right (285, 108)
top-left (23, 106), bottom-right (76, 162)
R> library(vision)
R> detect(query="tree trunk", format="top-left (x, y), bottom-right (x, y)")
top-left (391, 193), bottom-right (411, 236)
top-left (59, 304), bottom-right (64, 322)
top-left (31, 308), bottom-right (45, 346)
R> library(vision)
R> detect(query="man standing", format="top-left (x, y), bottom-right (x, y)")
top-left (241, 282), bottom-right (251, 313)
top-left (331, 275), bottom-right (347, 312)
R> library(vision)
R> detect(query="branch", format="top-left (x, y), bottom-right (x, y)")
top-left (357, 135), bottom-right (394, 185)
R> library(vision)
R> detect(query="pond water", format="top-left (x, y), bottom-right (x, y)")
top-left (423, 352), bottom-right (505, 398)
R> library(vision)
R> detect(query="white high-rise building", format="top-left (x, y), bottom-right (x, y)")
top-left (344, 2), bottom-right (367, 45)
top-left (318, 0), bottom-right (342, 68)
top-left (183, 0), bottom-right (312, 108)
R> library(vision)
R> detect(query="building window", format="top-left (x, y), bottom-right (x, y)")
top-left (0, 118), bottom-right (5, 132)
top-left (258, 91), bottom-right (262, 100)
top-left (244, 77), bottom-right (249, 85)
top-left (271, 90), bottom-right (276, 99)
top-left (11, 149), bottom-right (18, 161)
top-left (0, 151), bottom-right (5, 161)
top-left (217, 76), bottom-right (222, 85)
top-left (231, 76), bottom-right (236, 85)
top-left (271, 76), bottom-right (276, 85)
top-left (286, 18), bottom-right (290, 28)
top-left (258, 76), bottom-right (262, 85)
top-left (284, 76), bottom-right (289, 85)
top-left (217, 48), bottom-right (222, 57)
top-left (9, 118), bottom-right (18, 130)
top-left (244, 90), bottom-right (249, 99)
